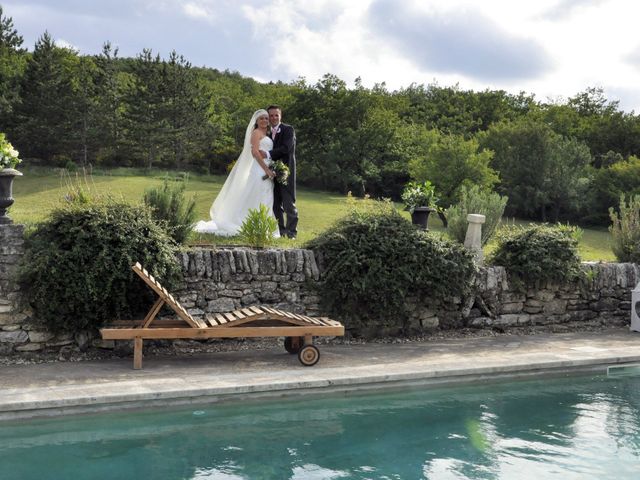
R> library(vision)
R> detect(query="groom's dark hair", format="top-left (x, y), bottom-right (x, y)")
top-left (267, 104), bottom-right (281, 112)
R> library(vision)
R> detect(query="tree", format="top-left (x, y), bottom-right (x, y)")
top-left (160, 51), bottom-right (212, 169)
top-left (12, 32), bottom-right (79, 162)
top-left (590, 156), bottom-right (640, 224)
top-left (92, 42), bottom-right (125, 165)
top-left (479, 117), bottom-right (592, 221)
top-left (121, 48), bottom-right (166, 167)
top-left (0, 6), bottom-right (26, 125)
top-left (409, 130), bottom-right (498, 207)
top-left (544, 135), bottom-right (592, 221)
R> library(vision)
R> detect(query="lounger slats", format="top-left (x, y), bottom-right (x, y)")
top-left (232, 309), bottom-right (247, 319)
top-left (102, 262), bottom-right (345, 368)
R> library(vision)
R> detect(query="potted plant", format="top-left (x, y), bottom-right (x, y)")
top-left (401, 180), bottom-right (438, 230)
top-left (0, 133), bottom-right (23, 225)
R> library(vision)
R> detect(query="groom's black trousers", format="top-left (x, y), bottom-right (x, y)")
top-left (274, 185), bottom-right (298, 236)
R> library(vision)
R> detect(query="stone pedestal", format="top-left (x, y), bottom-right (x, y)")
top-left (464, 214), bottom-right (486, 265)
top-left (631, 282), bottom-right (640, 332)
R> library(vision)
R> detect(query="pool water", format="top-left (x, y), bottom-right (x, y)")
top-left (1, 373), bottom-right (639, 479)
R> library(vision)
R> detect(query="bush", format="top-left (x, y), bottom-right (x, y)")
top-left (238, 203), bottom-right (278, 248)
top-left (143, 176), bottom-right (197, 244)
top-left (489, 224), bottom-right (582, 287)
top-left (18, 201), bottom-right (181, 333)
top-left (306, 203), bottom-right (476, 334)
top-left (609, 194), bottom-right (640, 262)
top-left (446, 185), bottom-right (508, 246)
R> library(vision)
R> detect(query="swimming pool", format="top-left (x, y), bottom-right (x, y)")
top-left (1, 373), bottom-right (638, 479)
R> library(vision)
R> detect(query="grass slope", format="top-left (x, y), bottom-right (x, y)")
top-left (8, 167), bottom-right (614, 261)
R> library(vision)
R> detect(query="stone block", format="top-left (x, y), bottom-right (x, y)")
top-left (203, 288), bottom-right (219, 301)
top-left (261, 281), bottom-right (278, 292)
top-left (534, 290), bottom-right (556, 302)
top-left (46, 338), bottom-right (74, 347)
top-left (501, 292), bottom-right (526, 303)
top-left (525, 299), bottom-right (544, 308)
top-left (567, 310), bottom-right (598, 322)
top-left (15, 342), bottom-right (42, 352)
top-left (260, 291), bottom-right (280, 302)
top-left (207, 297), bottom-right (236, 312)
top-left (469, 317), bottom-right (492, 327)
top-left (592, 297), bottom-right (619, 311)
top-left (421, 316), bottom-right (439, 329)
top-left (220, 289), bottom-right (243, 298)
top-left (284, 291), bottom-right (299, 303)
top-left (543, 299), bottom-right (568, 315)
top-left (28, 330), bottom-right (55, 343)
top-left (0, 329), bottom-right (28, 343)
top-left (495, 314), bottom-right (527, 326)
top-left (241, 294), bottom-right (259, 305)
top-left (93, 339), bottom-right (115, 349)
top-left (500, 302), bottom-right (524, 314)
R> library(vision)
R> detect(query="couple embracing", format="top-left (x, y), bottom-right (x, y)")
top-left (194, 105), bottom-right (298, 239)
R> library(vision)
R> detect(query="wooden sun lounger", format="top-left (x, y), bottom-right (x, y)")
top-left (100, 262), bottom-right (344, 369)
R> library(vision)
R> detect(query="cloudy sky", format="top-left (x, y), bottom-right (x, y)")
top-left (4, 0), bottom-right (640, 112)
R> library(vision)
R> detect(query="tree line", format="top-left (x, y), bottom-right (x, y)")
top-left (2, 6), bottom-right (640, 225)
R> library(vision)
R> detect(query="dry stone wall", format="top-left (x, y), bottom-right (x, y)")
top-left (0, 225), bottom-right (638, 354)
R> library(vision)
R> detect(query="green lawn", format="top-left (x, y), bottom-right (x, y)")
top-left (8, 167), bottom-right (615, 261)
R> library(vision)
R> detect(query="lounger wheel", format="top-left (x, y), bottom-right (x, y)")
top-left (298, 344), bottom-right (320, 366)
top-left (284, 336), bottom-right (303, 354)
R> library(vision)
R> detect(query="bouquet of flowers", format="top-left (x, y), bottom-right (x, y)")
top-left (262, 160), bottom-right (290, 185)
top-left (0, 133), bottom-right (21, 170)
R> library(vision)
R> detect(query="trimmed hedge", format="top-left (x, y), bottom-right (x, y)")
top-left (18, 201), bottom-right (180, 333)
top-left (306, 205), bottom-right (476, 334)
top-left (489, 223), bottom-right (582, 288)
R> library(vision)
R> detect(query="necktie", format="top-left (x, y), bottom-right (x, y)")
top-left (272, 127), bottom-right (277, 140)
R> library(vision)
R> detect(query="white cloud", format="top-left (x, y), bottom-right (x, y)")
top-left (5, 0), bottom-right (640, 112)
top-left (184, 3), bottom-right (210, 19)
top-left (54, 38), bottom-right (78, 52)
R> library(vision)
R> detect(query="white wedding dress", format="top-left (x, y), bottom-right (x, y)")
top-left (194, 111), bottom-right (278, 237)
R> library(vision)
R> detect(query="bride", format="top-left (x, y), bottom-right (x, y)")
top-left (194, 109), bottom-right (279, 236)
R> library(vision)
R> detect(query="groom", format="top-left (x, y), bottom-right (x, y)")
top-left (262, 105), bottom-right (298, 239)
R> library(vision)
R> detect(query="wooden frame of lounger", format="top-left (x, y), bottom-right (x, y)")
top-left (100, 262), bottom-right (344, 369)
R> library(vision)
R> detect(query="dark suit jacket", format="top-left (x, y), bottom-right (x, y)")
top-left (270, 123), bottom-right (296, 200)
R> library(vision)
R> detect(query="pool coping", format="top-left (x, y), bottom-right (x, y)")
top-left (2, 329), bottom-right (640, 420)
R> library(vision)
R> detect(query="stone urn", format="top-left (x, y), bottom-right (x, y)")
top-left (410, 207), bottom-right (434, 230)
top-left (0, 168), bottom-right (22, 225)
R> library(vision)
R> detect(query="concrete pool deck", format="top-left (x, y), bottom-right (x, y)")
top-left (1, 328), bottom-right (639, 420)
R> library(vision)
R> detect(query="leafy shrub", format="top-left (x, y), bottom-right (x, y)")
top-left (446, 185), bottom-right (508, 246)
top-left (489, 224), bottom-right (582, 287)
top-left (143, 176), bottom-right (197, 244)
top-left (306, 204), bottom-right (476, 334)
top-left (609, 194), bottom-right (640, 262)
top-left (590, 156), bottom-right (640, 225)
top-left (239, 203), bottom-right (278, 248)
top-left (18, 201), bottom-right (180, 333)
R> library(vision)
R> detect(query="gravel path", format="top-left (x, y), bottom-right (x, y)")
top-left (0, 322), bottom-right (619, 366)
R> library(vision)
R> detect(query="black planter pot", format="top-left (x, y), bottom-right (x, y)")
top-left (0, 168), bottom-right (22, 225)
top-left (410, 206), bottom-right (434, 230)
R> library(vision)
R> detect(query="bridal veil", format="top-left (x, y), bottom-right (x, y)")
top-left (194, 109), bottom-right (272, 235)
